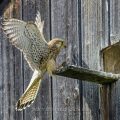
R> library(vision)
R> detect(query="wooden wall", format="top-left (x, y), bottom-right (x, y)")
top-left (0, 0), bottom-right (120, 120)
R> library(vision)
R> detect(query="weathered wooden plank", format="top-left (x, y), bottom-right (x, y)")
top-left (51, 0), bottom-right (81, 120)
top-left (22, 0), bottom-right (37, 119)
top-left (22, 0), bottom-right (52, 120)
top-left (81, 0), bottom-right (99, 119)
top-left (99, 0), bottom-right (109, 49)
top-left (110, 0), bottom-right (120, 45)
top-left (1, 0), bottom-right (24, 120)
top-left (108, 0), bottom-right (120, 120)
top-left (0, 18), bottom-right (4, 120)
top-left (2, 13), bottom-right (16, 120)
top-left (99, 1), bottom-right (110, 120)
top-left (2, 28), bottom-right (14, 120)
top-left (12, 0), bottom-right (24, 120)
top-left (54, 64), bottom-right (119, 84)
top-left (81, 0), bottom-right (109, 119)
top-left (0, 1), bottom-right (23, 120)
top-left (34, 0), bottom-right (52, 120)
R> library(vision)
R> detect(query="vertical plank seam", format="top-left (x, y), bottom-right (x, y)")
top-left (49, 0), bottom-right (54, 120)
top-left (65, 0), bottom-right (68, 41)
top-left (1, 23), bottom-right (4, 120)
top-left (21, 0), bottom-right (25, 119)
top-left (108, 0), bottom-right (111, 45)
top-left (49, 0), bottom-right (52, 40)
top-left (12, 1), bottom-right (17, 119)
top-left (107, 0), bottom-right (111, 119)
top-left (34, 0), bottom-right (37, 117)
top-left (78, 0), bottom-right (83, 119)
top-left (8, 44), bottom-right (11, 120)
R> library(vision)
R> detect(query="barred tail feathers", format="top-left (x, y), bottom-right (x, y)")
top-left (16, 71), bottom-right (42, 111)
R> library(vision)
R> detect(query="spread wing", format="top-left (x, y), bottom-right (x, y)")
top-left (2, 19), bottom-right (28, 50)
top-left (2, 18), bottom-right (49, 70)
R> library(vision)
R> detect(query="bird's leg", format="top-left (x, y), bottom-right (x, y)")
top-left (56, 58), bottom-right (70, 70)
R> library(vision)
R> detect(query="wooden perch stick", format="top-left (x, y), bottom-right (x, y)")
top-left (53, 64), bottom-right (120, 84)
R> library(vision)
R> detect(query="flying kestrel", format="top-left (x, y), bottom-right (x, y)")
top-left (2, 11), bottom-right (66, 111)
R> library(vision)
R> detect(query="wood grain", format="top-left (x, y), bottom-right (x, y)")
top-left (22, 0), bottom-right (52, 120)
top-left (0, 18), bottom-right (4, 120)
top-left (1, 0), bottom-right (24, 120)
top-left (81, 0), bottom-right (109, 120)
top-left (51, 0), bottom-right (81, 120)
top-left (54, 65), bottom-right (119, 84)
top-left (34, 0), bottom-right (52, 120)
top-left (104, 1), bottom-right (120, 119)
top-left (1, 0), bottom-right (120, 120)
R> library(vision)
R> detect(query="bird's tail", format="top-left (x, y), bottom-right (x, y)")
top-left (16, 71), bottom-right (42, 111)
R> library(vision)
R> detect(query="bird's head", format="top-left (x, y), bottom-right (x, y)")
top-left (48, 38), bottom-right (66, 50)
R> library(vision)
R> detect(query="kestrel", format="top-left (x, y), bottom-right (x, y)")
top-left (2, 11), bottom-right (66, 111)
